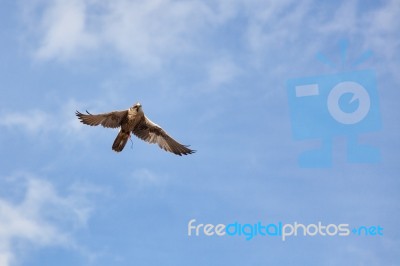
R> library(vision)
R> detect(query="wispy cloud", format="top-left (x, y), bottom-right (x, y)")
top-left (0, 98), bottom-right (96, 138)
top-left (20, 0), bottom-right (400, 77)
top-left (362, 0), bottom-right (400, 71)
top-left (59, 98), bottom-right (90, 137)
top-left (0, 110), bottom-right (51, 134)
top-left (207, 56), bottom-right (241, 88)
top-left (23, 0), bottom-right (219, 70)
top-left (99, 0), bottom-right (215, 70)
top-left (35, 0), bottom-right (96, 60)
top-left (0, 172), bottom-right (97, 266)
top-left (243, 0), bottom-right (305, 51)
top-left (129, 168), bottom-right (169, 191)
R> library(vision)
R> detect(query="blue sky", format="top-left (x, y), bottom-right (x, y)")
top-left (0, 0), bottom-right (399, 265)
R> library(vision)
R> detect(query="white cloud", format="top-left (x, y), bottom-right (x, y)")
top-left (0, 110), bottom-right (51, 134)
top-left (0, 98), bottom-right (94, 137)
top-left (59, 98), bottom-right (89, 136)
top-left (207, 56), bottom-right (241, 88)
top-left (0, 173), bottom-right (96, 266)
top-left (23, 0), bottom-right (220, 69)
top-left (129, 168), bottom-right (168, 190)
top-left (100, 0), bottom-right (215, 69)
top-left (20, 0), bottom-right (400, 77)
top-left (362, 0), bottom-right (400, 63)
top-left (35, 0), bottom-right (96, 60)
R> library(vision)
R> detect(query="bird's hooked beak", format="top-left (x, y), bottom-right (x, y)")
top-left (134, 102), bottom-right (142, 110)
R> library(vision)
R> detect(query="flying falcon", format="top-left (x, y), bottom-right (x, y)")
top-left (76, 103), bottom-right (195, 156)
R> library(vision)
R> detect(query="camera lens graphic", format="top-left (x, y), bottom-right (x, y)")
top-left (327, 81), bottom-right (371, 125)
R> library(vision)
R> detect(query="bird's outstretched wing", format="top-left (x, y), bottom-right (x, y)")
top-left (132, 116), bottom-right (195, 156)
top-left (76, 110), bottom-right (128, 128)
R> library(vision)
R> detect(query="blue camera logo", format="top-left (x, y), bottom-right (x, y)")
top-left (287, 43), bottom-right (381, 167)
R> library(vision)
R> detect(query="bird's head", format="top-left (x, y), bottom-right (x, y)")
top-left (131, 102), bottom-right (142, 112)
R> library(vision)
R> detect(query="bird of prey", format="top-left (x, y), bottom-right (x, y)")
top-left (76, 103), bottom-right (195, 156)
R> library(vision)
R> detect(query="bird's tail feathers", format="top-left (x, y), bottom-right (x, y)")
top-left (112, 131), bottom-right (130, 152)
